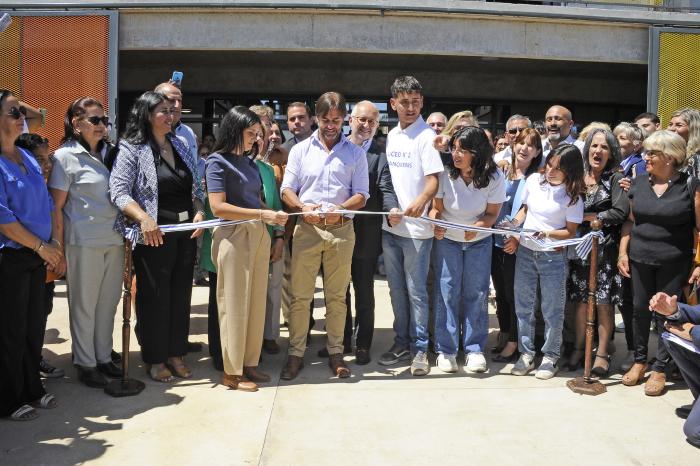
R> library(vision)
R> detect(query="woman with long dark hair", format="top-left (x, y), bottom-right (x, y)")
top-left (566, 129), bottom-right (628, 376)
top-left (49, 97), bottom-right (124, 388)
top-left (491, 128), bottom-right (543, 363)
top-left (508, 144), bottom-right (584, 380)
top-left (110, 91), bottom-right (205, 382)
top-left (206, 106), bottom-right (287, 392)
top-left (430, 126), bottom-right (505, 373)
top-left (0, 90), bottom-right (63, 420)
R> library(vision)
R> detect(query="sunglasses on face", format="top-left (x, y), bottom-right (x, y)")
top-left (507, 127), bottom-right (527, 135)
top-left (6, 106), bottom-right (27, 119)
top-left (85, 116), bottom-right (109, 126)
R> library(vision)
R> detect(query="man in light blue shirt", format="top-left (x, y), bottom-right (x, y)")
top-left (280, 91), bottom-right (369, 380)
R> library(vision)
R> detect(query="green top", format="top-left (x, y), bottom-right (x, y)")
top-left (200, 159), bottom-right (283, 274)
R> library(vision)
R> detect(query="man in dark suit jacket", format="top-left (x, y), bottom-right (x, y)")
top-left (343, 101), bottom-right (400, 365)
top-left (649, 291), bottom-right (700, 449)
top-left (281, 102), bottom-right (314, 153)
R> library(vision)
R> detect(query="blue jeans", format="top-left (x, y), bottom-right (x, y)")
top-left (433, 237), bottom-right (491, 355)
top-left (382, 231), bottom-right (433, 353)
top-left (514, 246), bottom-right (567, 359)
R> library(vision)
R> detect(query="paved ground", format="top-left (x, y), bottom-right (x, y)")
top-left (0, 277), bottom-right (696, 466)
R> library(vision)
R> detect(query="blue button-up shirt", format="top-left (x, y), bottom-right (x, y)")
top-left (0, 148), bottom-right (53, 249)
top-left (280, 131), bottom-right (369, 213)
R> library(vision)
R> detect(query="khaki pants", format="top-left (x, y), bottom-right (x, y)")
top-left (288, 221), bottom-right (355, 357)
top-left (212, 222), bottom-right (270, 376)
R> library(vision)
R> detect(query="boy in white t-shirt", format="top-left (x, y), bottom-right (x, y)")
top-left (377, 76), bottom-right (444, 376)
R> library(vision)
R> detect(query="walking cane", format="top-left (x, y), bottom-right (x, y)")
top-left (567, 220), bottom-right (607, 396)
top-left (105, 239), bottom-right (146, 397)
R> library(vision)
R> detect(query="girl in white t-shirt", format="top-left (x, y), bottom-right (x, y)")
top-left (430, 127), bottom-right (506, 374)
top-left (505, 144), bottom-right (584, 380)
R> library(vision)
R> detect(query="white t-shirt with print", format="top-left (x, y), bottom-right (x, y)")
top-left (383, 116), bottom-right (444, 239)
top-left (520, 173), bottom-right (583, 251)
top-left (436, 169), bottom-right (506, 243)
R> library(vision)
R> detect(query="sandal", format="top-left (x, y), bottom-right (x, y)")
top-left (30, 393), bottom-right (57, 410)
top-left (591, 354), bottom-right (611, 378)
top-left (167, 358), bottom-right (192, 379)
top-left (147, 364), bottom-right (174, 383)
top-left (644, 370), bottom-right (666, 396)
top-left (622, 362), bottom-right (648, 386)
top-left (9, 404), bottom-right (38, 421)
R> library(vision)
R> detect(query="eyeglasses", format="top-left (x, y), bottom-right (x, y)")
top-left (507, 127), bottom-right (527, 135)
top-left (451, 146), bottom-right (476, 156)
top-left (85, 116), bottom-right (109, 126)
top-left (645, 150), bottom-right (665, 159)
top-left (6, 106), bottom-right (27, 120)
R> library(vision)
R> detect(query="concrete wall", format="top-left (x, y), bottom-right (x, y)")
top-left (119, 9), bottom-right (649, 64)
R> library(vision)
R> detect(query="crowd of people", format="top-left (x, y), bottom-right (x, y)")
top-left (0, 77), bottom-right (698, 448)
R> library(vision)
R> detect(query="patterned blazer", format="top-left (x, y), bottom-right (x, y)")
top-left (109, 133), bottom-right (205, 244)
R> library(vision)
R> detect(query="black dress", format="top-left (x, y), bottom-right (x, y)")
top-left (568, 171), bottom-right (629, 305)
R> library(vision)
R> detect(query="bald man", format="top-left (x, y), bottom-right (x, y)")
top-left (342, 101), bottom-right (400, 364)
top-left (542, 105), bottom-right (584, 159)
top-left (426, 112), bottom-right (447, 134)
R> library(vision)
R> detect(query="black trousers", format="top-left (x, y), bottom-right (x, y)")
top-left (667, 341), bottom-right (700, 448)
top-left (0, 248), bottom-right (46, 416)
top-left (342, 257), bottom-right (377, 350)
top-left (491, 246), bottom-right (517, 343)
top-left (619, 276), bottom-right (635, 351)
top-left (630, 259), bottom-right (690, 372)
top-left (207, 271), bottom-right (222, 367)
top-left (132, 231), bottom-right (195, 364)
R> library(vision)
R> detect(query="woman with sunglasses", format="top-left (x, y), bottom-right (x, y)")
top-left (110, 91), bottom-right (205, 382)
top-left (507, 144), bottom-right (584, 380)
top-left (430, 126), bottom-right (505, 373)
top-left (0, 89), bottom-right (63, 421)
top-left (617, 130), bottom-right (700, 396)
top-left (48, 97), bottom-right (124, 388)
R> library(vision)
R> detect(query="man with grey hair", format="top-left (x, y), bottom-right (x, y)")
top-left (542, 105), bottom-right (584, 158)
top-left (494, 114), bottom-right (532, 165)
top-left (426, 112), bottom-right (447, 134)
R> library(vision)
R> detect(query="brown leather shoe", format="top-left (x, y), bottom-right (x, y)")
top-left (644, 370), bottom-right (666, 396)
top-left (244, 366), bottom-right (271, 383)
top-left (280, 355), bottom-right (304, 381)
top-left (329, 353), bottom-right (351, 378)
top-left (262, 339), bottom-right (280, 355)
top-left (621, 362), bottom-right (648, 386)
top-left (221, 373), bottom-right (258, 392)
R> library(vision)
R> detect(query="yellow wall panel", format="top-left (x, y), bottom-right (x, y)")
top-left (657, 32), bottom-right (700, 126)
top-left (0, 17), bottom-right (22, 97)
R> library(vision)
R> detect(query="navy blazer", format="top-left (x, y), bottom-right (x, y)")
top-left (670, 302), bottom-right (700, 349)
top-left (353, 141), bottom-right (399, 259)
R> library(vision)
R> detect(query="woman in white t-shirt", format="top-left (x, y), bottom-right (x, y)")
top-left (430, 127), bottom-right (506, 374)
top-left (506, 144), bottom-right (584, 380)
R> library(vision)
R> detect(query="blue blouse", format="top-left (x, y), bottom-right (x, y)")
top-left (0, 148), bottom-right (53, 249)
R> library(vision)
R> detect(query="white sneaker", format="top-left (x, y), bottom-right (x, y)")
top-left (465, 352), bottom-right (488, 373)
top-left (620, 350), bottom-right (635, 372)
top-left (511, 353), bottom-right (535, 376)
top-left (535, 356), bottom-right (560, 380)
top-left (436, 353), bottom-right (458, 373)
top-left (410, 351), bottom-right (430, 376)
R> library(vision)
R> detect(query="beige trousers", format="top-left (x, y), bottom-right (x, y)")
top-left (212, 222), bottom-right (270, 376)
top-left (288, 221), bottom-right (355, 357)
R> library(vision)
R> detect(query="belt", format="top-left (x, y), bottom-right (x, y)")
top-left (308, 215), bottom-right (353, 229)
top-left (158, 209), bottom-right (191, 223)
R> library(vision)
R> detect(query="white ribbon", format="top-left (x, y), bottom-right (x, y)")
top-left (145, 209), bottom-right (602, 259)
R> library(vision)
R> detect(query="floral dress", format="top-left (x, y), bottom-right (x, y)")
top-left (568, 171), bottom-right (629, 305)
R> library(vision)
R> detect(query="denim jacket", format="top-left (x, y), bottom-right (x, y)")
top-left (109, 133), bottom-right (205, 244)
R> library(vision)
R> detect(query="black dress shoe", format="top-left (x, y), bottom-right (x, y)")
top-left (676, 405), bottom-right (693, 419)
top-left (77, 366), bottom-right (108, 388)
top-left (262, 339), bottom-right (280, 354)
top-left (318, 345), bottom-right (352, 358)
top-left (97, 361), bottom-right (123, 378)
top-left (355, 348), bottom-right (371, 365)
top-left (111, 350), bottom-right (122, 364)
top-left (187, 341), bottom-right (202, 353)
top-left (492, 351), bottom-right (520, 363)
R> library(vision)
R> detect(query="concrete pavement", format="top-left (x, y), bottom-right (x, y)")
top-left (0, 277), bottom-right (696, 465)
